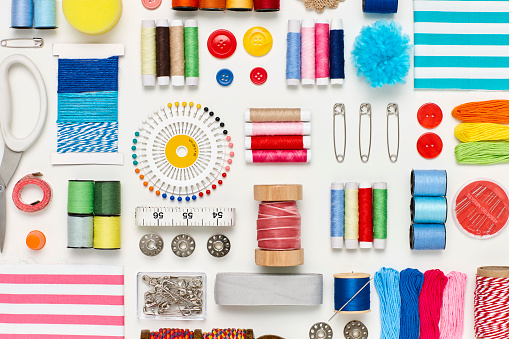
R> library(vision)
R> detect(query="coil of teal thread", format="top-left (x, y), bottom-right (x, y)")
top-left (345, 182), bottom-right (359, 249)
top-left (11, 0), bottom-right (33, 28)
top-left (411, 197), bottom-right (447, 224)
top-left (374, 267), bottom-right (401, 339)
top-left (34, 0), bottom-right (56, 29)
top-left (373, 182), bottom-right (388, 249)
top-left (331, 183), bottom-right (345, 249)
top-left (67, 180), bottom-right (94, 214)
top-left (67, 215), bottom-right (94, 248)
top-left (184, 19), bottom-right (199, 86)
top-left (411, 170), bottom-right (447, 197)
top-left (410, 223), bottom-right (446, 250)
top-left (141, 20), bottom-right (156, 87)
top-left (286, 19), bottom-right (301, 86)
top-left (94, 181), bottom-right (121, 216)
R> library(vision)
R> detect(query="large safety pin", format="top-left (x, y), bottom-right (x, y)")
top-left (359, 103), bottom-right (371, 163)
top-left (386, 103), bottom-right (399, 163)
top-left (333, 103), bottom-right (346, 163)
top-left (1, 38), bottom-right (44, 48)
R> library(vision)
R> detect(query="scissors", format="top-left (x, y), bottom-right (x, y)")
top-left (0, 54), bottom-right (47, 252)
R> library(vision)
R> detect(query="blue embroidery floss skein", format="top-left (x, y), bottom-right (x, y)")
top-left (410, 223), bottom-right (446, 250)
top-left (286, 19), bottom-right (301, 86)
top-left (374, 268), bottom-right (400, 339)
top-left (331, 183), bottom-right (345, 249)
top-left (34, 0), bottom-right (57, 29)
top-left (363, 0), bottom-right (398, 13)
top-left (333, 273), bottom-right (371, 313)
top-left (11, 0), bottom-right (34, 28)
top-left (411, 169), bottom-right (447, 197)
top-left (329, 19), bottom-right (345, 85)
top-left (399, 268), bottom-right (424, 339)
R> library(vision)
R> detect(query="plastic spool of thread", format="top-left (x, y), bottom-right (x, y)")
top-left (358, 183), bottom-right (373, 248)
top-left (301, 19), bottom-right (316, 85)
top-left (315, 19), bottom-right (330, 86)
top-left (68, 180), bottom-right (94, 215)
top-left (226, 0), bottom-right (253, 11)
top-left (94, 181), bottom-right (121, 216)
top-left (331, 183), bottom-right (345, 249)
top-left (245, 108), bottom-right (311, 122)
top-left (254, 0), bottom-right (280, 11)
top-left (329, 19), bottom-right (345, 85)
top-left (94, 216), bottom-right (121, 250)
top-left (334, 273), bottom-right (371, 313)
top-left (246, 150), bottom-right (311, 163)
top-left (173, 0), bottom-right (199, 10)
top-left (363, 0), bottom-right (398, 13)
top-left (245, 122), bottom-right (311, 136)
top-left (156, 19), bottom-right (170, 86)
top-left (184, 20), bottom-right (199, 86)
top-left (141, 20), bottom-right (156, 87)
top-left (170, 20), bottom-right (185, 87)
top-left (411, 197), bottom-right (447, 224)
top-left (68, 215), bottom-right (94, 248)
top-left (245, 136), bottom-right (311, 150)
top-left (373, 182), bottom-right (388, 249)
top-left (411, 170), bottom-right (447, 197)
top-left (345, 182), bottom-right (359, 249)
top-left (410, 223), bottom-right (446, 250)
top-left (254, 184), bottom-right (304, 267)
top-left (286, 20), bottom-right (301, 86)
top-left (199, 0), bottom-right (226, 10)
top-left (11, 0), bottom-right (34, 28)
top-left (34, 0), bottom-right (57, 29)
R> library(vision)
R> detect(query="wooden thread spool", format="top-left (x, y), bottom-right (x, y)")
top-left (333, 272), bottom-right (371, 314)
top-left (254, 184), bottom-right (304, 267)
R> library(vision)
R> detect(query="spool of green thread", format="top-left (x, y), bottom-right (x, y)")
top-left (184, 19), bottom-right (199, 86)
top-left (373, 182), bottom-right (388, 249)
top-left (94, 181), bottom-right (121, 216)
top-left (68, 180), bottom-right (94, 215)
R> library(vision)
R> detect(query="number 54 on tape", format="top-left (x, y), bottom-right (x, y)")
top-left (135, 207), bottom-right (235, 226)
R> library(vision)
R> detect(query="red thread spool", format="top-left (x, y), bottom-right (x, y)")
top-left (199, 0), bottom-right (226, 10)
top-left (246, 136), bottom-right (311, 150)
top-left (172, 0), bottom-right (199, 10)
top-left (254, 0), bottom-right (280, 11)
top-left (358, 183), bottom-right (373, 248)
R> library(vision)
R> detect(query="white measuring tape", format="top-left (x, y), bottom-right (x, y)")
top-left (135, 207), bottom-right (235, 226)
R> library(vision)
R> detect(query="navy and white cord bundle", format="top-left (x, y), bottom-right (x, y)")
top-left (410, 170), bottom-right (447, 250)
top-left (11, 0), bottom-right (56, 29)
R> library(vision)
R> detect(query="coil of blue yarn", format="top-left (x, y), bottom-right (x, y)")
top-left (331, 183), bottom-right (345, 248)
top-left (399, 268), bottom-right (424, 339)
top-left (329, 19), bottom-right (345, 84)
top-left (374, 268), bottom-right (400, 339)
top-left (410, 223), bottom-right (446, 250)
top-left (411, 197), bottom-right (447, 224)
top-left (363, 0), bottom-right (398, 14)
top-left (334, 274), bottom-right (371, 312)
top-left (34, 0), bottom-right (56, 29)
top-left (286, 20), bottom-right (301, 85)
top-left (11, 0), bottom-right (34, 28)
top-left (411, 170), bottom-right (447, 197)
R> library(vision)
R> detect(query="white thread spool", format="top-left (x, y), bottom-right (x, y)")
top-left (345, 182), bottom-right (359, 249)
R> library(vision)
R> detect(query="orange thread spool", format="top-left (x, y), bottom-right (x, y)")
top-left (172, 0), bottom-right (199, 10)
top-left (452, 100), bottom-right (509, 123)
top-left (26, 230), bottom-right (46, 250)
top-left (199, 0), bottom-right (226, 10)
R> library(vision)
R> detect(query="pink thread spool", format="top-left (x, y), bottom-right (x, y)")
top-left (245, 122), bottom-right (311, 136)
top-left (315, 19), bottom-right (330, 86)
top-left (301, 19), bottom-right (315, 85)
top-left (246, 150), bottom-right (311, 163)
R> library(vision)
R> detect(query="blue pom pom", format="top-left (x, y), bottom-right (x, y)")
top-left (352, 20), bottom-right (411, 88)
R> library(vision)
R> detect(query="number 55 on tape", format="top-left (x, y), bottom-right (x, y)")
top-left (135, 207), bottom-right (235, 226)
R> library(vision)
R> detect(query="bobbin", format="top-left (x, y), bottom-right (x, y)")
top-left (171, 234), bottom-right (195, 257)
top-left (139, 233), bottom-right (164, 256)
top-left (309, 322), bottom-right (333, 339)
top-left (207, 234), bottom-right (230, 257)
top-left (344, 321), bottom-right (368, 339)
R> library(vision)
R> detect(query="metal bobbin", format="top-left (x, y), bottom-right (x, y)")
top-left (139, 233), bottom-right (164, 256)
top-left (309, 322), bottom-right (333, 339)
top-left (207, 234), bottom-right (230, 257)
top-left (344, 320), bottom-right (368, 339)
top-left (359, 103), bottom-right (372, 163)
top-left (171, 234), bottom-right (195, 257)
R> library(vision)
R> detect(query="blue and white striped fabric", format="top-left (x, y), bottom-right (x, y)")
top-left (414, 0), bottom-right (509, 90)
top-left (57, 123), bottom-right (118, 153)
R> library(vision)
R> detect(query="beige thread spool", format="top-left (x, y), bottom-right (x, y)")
top-left (245, 108), bottom-right (311, 122)
top-left (170, 20), bottom-right (185, 86)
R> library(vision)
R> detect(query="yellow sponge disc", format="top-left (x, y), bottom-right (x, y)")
top-left (63, 0), bottom-right (123, 35)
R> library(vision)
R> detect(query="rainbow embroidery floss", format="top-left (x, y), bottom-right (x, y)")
top-left (52, 44), bottom-right (124, 165)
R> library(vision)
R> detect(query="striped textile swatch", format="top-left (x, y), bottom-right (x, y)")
top-left (414, 0), bottom-right (509, 90)
top-left (57, 122), bottom-right (119, 153)
top-left (0, 265), bottom-right (124, 339)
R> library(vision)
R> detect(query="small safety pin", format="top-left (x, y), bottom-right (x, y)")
top-left (1, 38), bottom-right (44, 48)
top-left (333, 103), bottom-right (346, 163)
top-left (386, 103), bottom-right (399, 163)
top-left (359, 103), bottom-right (372, 163)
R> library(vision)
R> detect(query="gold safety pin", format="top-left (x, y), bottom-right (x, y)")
top-left (1, 38), bottom-right (44, 48)
top-left (333, 103), bottom-right (346, 163)
top-left (359, 103), bottom-right (372, 163)
top-left (386, 103), bottom-right (399, 163)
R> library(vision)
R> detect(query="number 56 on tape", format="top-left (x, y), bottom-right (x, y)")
top-left (135, 207), bottom-right (235, 227)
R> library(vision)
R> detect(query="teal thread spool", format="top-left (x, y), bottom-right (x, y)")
top-left (67, 180), bottom-right (94, 214)
top-left (184, 19), bottom-right (199, 86)
top-left (373, 182), bottom-right (388, 249)
top-left (94, 181), bottom-right (121, 216)
top-left (34, 0), bottom-right (57, 29)
top-left (67, 215), bottom-right (94, 248)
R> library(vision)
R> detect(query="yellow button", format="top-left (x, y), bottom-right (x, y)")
top-left (243, 27), bottom-right (273, 57)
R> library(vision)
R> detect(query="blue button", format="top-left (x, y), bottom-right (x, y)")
top-left (216, 68), bottom-right (234, 86)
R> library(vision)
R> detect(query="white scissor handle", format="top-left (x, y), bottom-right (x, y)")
top-left (0, 54), bottom-right (47, 152)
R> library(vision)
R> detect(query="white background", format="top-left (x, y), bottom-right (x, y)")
top-left (0, 0), bottom-right (508, 338)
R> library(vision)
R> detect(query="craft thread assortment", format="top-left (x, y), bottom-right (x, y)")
top-left (171, 0), bottom-right (280, 11)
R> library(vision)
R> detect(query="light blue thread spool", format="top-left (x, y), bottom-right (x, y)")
top-left (286, 20), bottom-right (301, 86)
top-left (411, 196), bottom-right (447, 224)
top-left (67, 215), bottom-right (94, 249)
top-left (34, 0), bottom-right (56, 29)
top-left (331, 183), bottom-right (345, 249)
top-left (410, 223), bottom-right (446, 250)
top-left (11, 0), bottom-right (34, 28)
top-left (411, 170), bottom-right (447, 197)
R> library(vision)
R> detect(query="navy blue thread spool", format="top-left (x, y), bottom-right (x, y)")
top-left (411, 170), bottom-right (447, 197)
top-left (411, 196), bottom-right (447, 224)
top-left (410, 223), bottom-right (446, 250)
top-left (363, 0), bottom-right (398, 13)
top-left (329, 19), bottom-right (345, 85)
top-left (334, 273), bottom-right (371, 313)
top-left (11, 0), bottom-right (34, 29)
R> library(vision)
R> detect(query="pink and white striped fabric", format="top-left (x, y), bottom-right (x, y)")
top-left (0, 265), bottom-right (124, 339)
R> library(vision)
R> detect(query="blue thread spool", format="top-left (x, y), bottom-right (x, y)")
top-left (410, 223), bottom-right (446, 250)
top-left (286, 19), bottom-right (301, 86)
top-left (411, 170), bottom-right (447, 197)
top-left (11, 0), bottom-right (34, 28)
top-left (334, 273), bottom-right (371, 313)
top-left (329, 19), bottom-right (345, 85)
top-left (411, 196), bottom-right (447, 224)
top-left (331, 183), bottom-right (345, 249)
top-left (363, 0), bottom-right (398, 13)
top-left (34, 0), bottom-right (56, 29)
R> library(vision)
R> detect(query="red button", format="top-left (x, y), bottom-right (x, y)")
top-left (207, 29), bottom-right (237, 59)
top-left (141, 0), bottom-right (162, 9)
top-left (250, 67), bottom-right (267, 85)
top-left (417, 132), bottom-right (443, 159)
top-left (417, 103), bottom-right (443, 129)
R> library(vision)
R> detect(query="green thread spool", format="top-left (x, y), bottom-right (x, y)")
top-left (373, 182), bottom-right (388, 249)
top-left (68, 180), bottom-right (94, 214)
top-left (455, 141), bottom-right (509, 165)
top-left (93, 216), bottom-right (121, 249)
top-left (94, 181), bottom-right (121, 216)
top-left (184, 19), bottom-right (199, 86)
